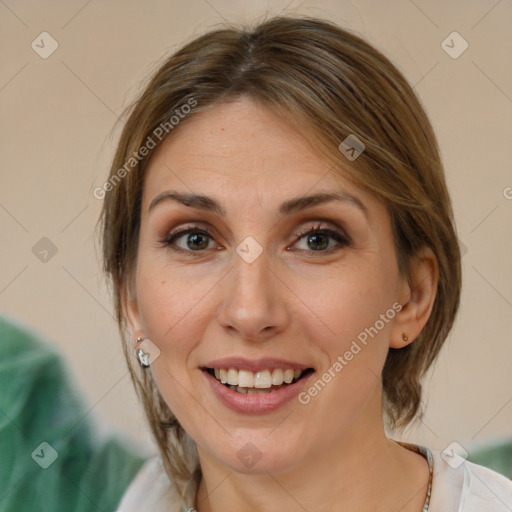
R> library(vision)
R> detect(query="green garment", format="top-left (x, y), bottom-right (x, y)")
top-left (468, 438), bottom-right (512, 480)
top-left (0, 314), bottom-right (148, 512)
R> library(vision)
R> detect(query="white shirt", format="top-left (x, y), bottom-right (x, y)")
top-left (116, 443), bottom-right (512, 511)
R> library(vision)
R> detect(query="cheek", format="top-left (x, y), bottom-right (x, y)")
top-left (134, 263), bottom-right (206, 430)
top-left (299, 263), bottom-right (395, 354)
top-left (134, 266), bottom-right (200, 385)
top-left (297, 279), bottom-right (394, 432)
top-left (136, 256), bottom-right (212, 340)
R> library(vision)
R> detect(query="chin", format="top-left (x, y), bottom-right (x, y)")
top-left (210, 436), bottom-right (302, 475)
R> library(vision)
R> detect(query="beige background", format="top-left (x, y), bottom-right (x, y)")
top-left (1, 0), bottom-right (511, 458)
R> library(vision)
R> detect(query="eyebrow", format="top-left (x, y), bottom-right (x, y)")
top-left (148, 190), bottom-right (369, 219)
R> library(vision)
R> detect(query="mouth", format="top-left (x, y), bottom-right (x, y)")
top-left (201, 366), bottom-right (315, 395)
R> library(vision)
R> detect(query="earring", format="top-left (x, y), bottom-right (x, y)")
top-left (135, 336), bottom-right (151, 368)
top-left (402, 333), bottom-right (409, 342)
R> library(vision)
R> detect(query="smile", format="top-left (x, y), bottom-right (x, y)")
top-left (204, 367), bottom-right (314, 394)
top-left (201, 361), bottom-right (315, 414)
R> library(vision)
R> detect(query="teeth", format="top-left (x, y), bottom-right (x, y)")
top-left (271, 369), bottom-right (283, 385)
top-left (211, 367), bottom-right (306, 388)
top-left (254, 370), bottom-right (272, 388)
top-left (283, 369), bottom-right (294, 384)
top-left (227, 368), bottom-right (238, 385)
top-left (229, 385), bottom-right (274, 395)
top-left (248, 387), bottom-right (271, 394)
top-left (238, 370), bottom-right (254, 387)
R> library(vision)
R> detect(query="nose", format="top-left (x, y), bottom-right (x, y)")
top-left (216, 247), bottom-right (290, 343)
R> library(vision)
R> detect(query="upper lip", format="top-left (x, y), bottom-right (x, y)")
top-left (202, 357), bottom-right (314, 372)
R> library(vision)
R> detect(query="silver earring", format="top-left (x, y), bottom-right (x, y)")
top-left (135, 337), bottom-right (151, 368)
top-left (402, 333), bottom-right (409, 342)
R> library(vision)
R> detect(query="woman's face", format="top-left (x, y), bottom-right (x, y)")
top-left (124, 96), bottom-right (413, 474)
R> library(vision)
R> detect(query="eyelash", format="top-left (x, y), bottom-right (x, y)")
top-left (160, 221), bottom-right (352, 257)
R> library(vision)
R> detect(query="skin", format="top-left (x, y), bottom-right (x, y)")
top-left (122, 96), bottom-right (439, 512)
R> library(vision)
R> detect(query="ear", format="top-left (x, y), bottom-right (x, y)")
top-left (120, 276), bottom-right (143, 340)
top-left (390, 246), bottom-right (439, 349)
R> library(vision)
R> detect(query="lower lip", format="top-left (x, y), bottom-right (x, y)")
top-left (202, 370), bottom-right (313, 414)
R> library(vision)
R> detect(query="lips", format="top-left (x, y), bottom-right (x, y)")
top-left (202, 356), bottom-right (313, 372)
top-left (200, 357), bottom-right (315, 413)
top-left (202, 368), bottom-right (314, 414)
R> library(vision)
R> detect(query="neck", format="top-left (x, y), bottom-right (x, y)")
top-left (194, 391), bottom-right (429, 512)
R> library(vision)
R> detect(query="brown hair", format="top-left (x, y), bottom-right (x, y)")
top-left (96, 14), bottom-right (461, 492)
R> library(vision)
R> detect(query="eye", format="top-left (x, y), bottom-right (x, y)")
top-left (159, 221), bottom-right (351, 256)
top-left (161, 225), bottom-right (218, 255)
top-left (291, 222), bottom-right (351, 254)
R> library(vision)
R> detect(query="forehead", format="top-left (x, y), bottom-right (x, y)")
top-left (146, 98), bottom-right (328, 181)
top-left (141, 97), bottom-right (384, 224)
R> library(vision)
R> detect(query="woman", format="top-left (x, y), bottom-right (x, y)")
top-left (97, 15), bottom-right (512, 511)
